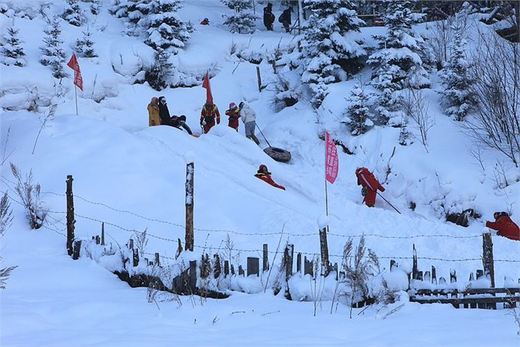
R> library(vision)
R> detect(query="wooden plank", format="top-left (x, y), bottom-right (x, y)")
top-left (410, 296), bottom-right (520, 305)
top-left (414, 288), bottom-right (520, 296)
top-left (185, 162), bottom-right (194, 251)
top-left (247, 257), bottom-right (259, 277)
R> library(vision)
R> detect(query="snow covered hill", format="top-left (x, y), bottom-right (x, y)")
top-left (1, 0), bottom-right (520, 346)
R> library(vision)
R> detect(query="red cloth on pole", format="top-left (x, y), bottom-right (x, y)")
top-left (67, 53), bottom-right (83, 91)
top-left (202, 72), bottom-right (213, 104)
top-left (325, 131), bottom-right (339, 184)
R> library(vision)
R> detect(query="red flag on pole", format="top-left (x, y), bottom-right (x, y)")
top-left (202, 72), bottom-right (213, 104)
top-left (67, 53), bottom-right (83, 91)
top-left (325, 131), bottom-right (339, 184)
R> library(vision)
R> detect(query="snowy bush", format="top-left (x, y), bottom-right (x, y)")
top-left (1, 25), bottom-right (26, 67)
top-left (145, 0), bottom-right (191, 53)
top-left (221, 0), bottom-right (257, 34)
top-left (301, 0), bottom-right (365, 108)
top-left (145, 48), bottom-right (174, 90)
top-left (10, 163), bottom-right (48, 230)
top-left (344, 85), bottom-right (373, 136)
top-left (273, 72), bottom-right (301, 111)
top-left (0, 193), bottom-right (12, 236)
top-left (40, 17), bottom-right (68, 79)
top-left (62, 0), bottom-right (83, 26)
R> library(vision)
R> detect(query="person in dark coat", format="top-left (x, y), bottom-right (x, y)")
top-left (263, 3), bottom-right (275, 31)
top-left (158, 96), bottom-right (171, 125)
top-left (486, 212), bottom-right (520, 241)
top-left (255, 164), bottom-right (285, 190)
top-left (355, 167), bottom-right (385, 207)
top-left (279, 7), bottom-right (291, 33)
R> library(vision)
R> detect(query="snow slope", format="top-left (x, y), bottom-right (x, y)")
top-left (1, 1), bottom-right (520, 346)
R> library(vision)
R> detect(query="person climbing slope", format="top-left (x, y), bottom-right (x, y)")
top-left (239, 101), bottom-right (260, 145)
top-left (355, 167), bottom-right (385, 207)
top-left (255, 164), bottom-right (285, 190)
top-left (200, 101), bottom-right (220, 134)
top-left (486, 212), bottom-right (520, 241)
top-left (225, 102), bottom-right (240, 131)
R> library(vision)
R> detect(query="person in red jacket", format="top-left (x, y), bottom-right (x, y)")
top-left (255, 165), bottom-right (285, 190)
top-left (200, 102), bottom-right (220, 134)
top-left (355, 167), bottom-right (385, 207)
top-left (486, 212), bottom-right (520, 241)
top-left (225, 102), bottom-right (240, 131)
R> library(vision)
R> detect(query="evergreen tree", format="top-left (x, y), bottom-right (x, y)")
top-left (301, 0), bottom-right (365, 108)
top-left (221, 0), bottom-right (257, 34)
top-left (62, 0), bottom-right (83, 26)
top-left (40, 17), bottom-right (67, 79)
top-left (145, 48), bottom-right (174, 90)
top-left (127, 0), bottom-right (152, 26)
top-left (367, 0), bottom-right (430, 122)
top-left (75, 28), bottom-right (97, 58)
top-left (440, 12), bottom-right (476, 121)
top-left (110, 0), bottom-right (130, 17)
top-left (1, 25), bottom-right (26, 67)
top-left (345, 85), bottom-right (372, 136)
top-left (145, 0), bottom-right (191, 53)
top-left (90, 0), bottom-right (101, 15)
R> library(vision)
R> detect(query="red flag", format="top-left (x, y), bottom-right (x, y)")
top-left (325, 131), bottom-right (339, 184)
top-left (67, 53), bottom-right (83, 91)
top-left (202, 72), bottom-right (213, 104)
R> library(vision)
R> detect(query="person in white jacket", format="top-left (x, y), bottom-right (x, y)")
top-left (239, 101), bottom-right (260, 145)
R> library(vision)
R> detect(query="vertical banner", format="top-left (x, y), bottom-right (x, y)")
top-left (325, 131), bottom-right (339, 184)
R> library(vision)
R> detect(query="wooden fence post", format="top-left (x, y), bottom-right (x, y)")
top-left (263, 243), bottom-right (269, 272)
top-left (304, 257), bottom-right (313, 277)
top-left (66, 175), bottom-right (75, 256)
top-left (224, 260), bottom-right (229, 276)
top-left (412, 244), bottom-right (418, 280)
top-left (296, 253), bottom-right (302, 273)
top-left (247, 257), bottom-right (259, 277)
top-left (72, 240), bottom-right (81, 260)
top-left (132, 248), bottom-right (139, 267)
top-left (482, 233), bottom-right (495, 288)
top-left (101, 222), bottom-right (105, 246)
top-left (285, 244), bottom-right (294, 280)
top-left (214, 254), bottom-right (221, 278)
top-left (256, 66), bottom-right (262, 92)
top-left (319, 227), bottom-right (330, 276)
top-left (155, 252), bottom-right (160, 266)
top-left (450, 269), bottom-right (457, 283)
top-left (185, 162), bottom-right (194, 251)
top-left (431, 266), bottom-right (437, 284)
top-left (189, 261), bottom-right (197, 291)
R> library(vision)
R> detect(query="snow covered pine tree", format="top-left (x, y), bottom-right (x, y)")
top-left (221, 0), bottom-right (257, 34)
top-left (75, 28), bottom-right (97, 58)
top-left (345, 85), bottom-right (372, 136)
top-left (145, 0), bottom-right (191, 53)
top-left (367, 0), bottom-right (430, 124)
top-left (1, 24), bottom-right (26, 67)
top-left (440, 11), bottom-right (476, 121)
top-left (145, 48), bottom-right (173, 90)
top-left (40, 17), bottom-right (68, 79)
top-left (301, 0), bottom-right (365, 108)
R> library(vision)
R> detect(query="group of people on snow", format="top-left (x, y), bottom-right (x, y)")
top-left (263, 3), bottom-right (292, 33)
top-left (147, 99), bottom-right (519, 242)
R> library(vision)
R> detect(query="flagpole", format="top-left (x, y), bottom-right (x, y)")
top-left (74, 85), bottom-right (78, 115)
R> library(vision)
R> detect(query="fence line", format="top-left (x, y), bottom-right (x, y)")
top-left (4, 186), bottom-right (520, 264)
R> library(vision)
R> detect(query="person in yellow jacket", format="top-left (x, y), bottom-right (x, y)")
top-left (147, 97), bottom-right (161, 126)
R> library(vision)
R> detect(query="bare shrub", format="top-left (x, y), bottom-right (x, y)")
top-left (400, 88), bottom-right (433, 153)
top-left (342, 235), bottom-right (380, 318)
top-left (0, 193), bottom-right (12, 236)
top-left (133, 228), bottom-right (148, 254)
top-left (467, 29), bottom-right (520, 166)
top-left (10, 163), bottom-right (47, 229)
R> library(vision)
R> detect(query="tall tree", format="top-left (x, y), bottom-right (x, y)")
top-left (367, 0), bottom-right (430, 123)
top-left (145, 48), bottom-right (174, 90)
top-left (145, 0), bottom-right (191, 53)
top-left (301, 0), bottom-right (365, 108)
top-left (1, 25), bottom-right (26, 67)
top-left (345, 85), bottom-right (372, 136)
top-left (221, 0), bottom-right (257, 34)
top-left (75, 28), bottom-right (97, 58)
top-left (40, 17), bottom-right (67, 78)
top-left (440, 10), bottom-right (476, 121)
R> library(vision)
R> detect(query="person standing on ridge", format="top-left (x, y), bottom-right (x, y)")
top-left (355, 167), bottom-right (385, 207)
top-left (147, 97), bottom-right (160, 126)
top-left (279, 7), bottom-right (292, 33)
top-left (225, 102), bottom-right (240, 131)
top-left (200, 101), bottom-right (220, 134)
top-left (263, 3), bottom-right (275, 31)
top-left (239, 101), bottom-right (260, 145)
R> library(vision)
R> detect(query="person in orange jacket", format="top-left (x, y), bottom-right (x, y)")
top-left (200, 101), bottom-right (220, 134)
top-left (355, 167), bottom-right (385, 207)
top-left (255, 165), bottom-right (285, 190)
top-left (486, 212), bottom-right (520, 241)
top-left (225, 102), bottom-right (240, 131)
